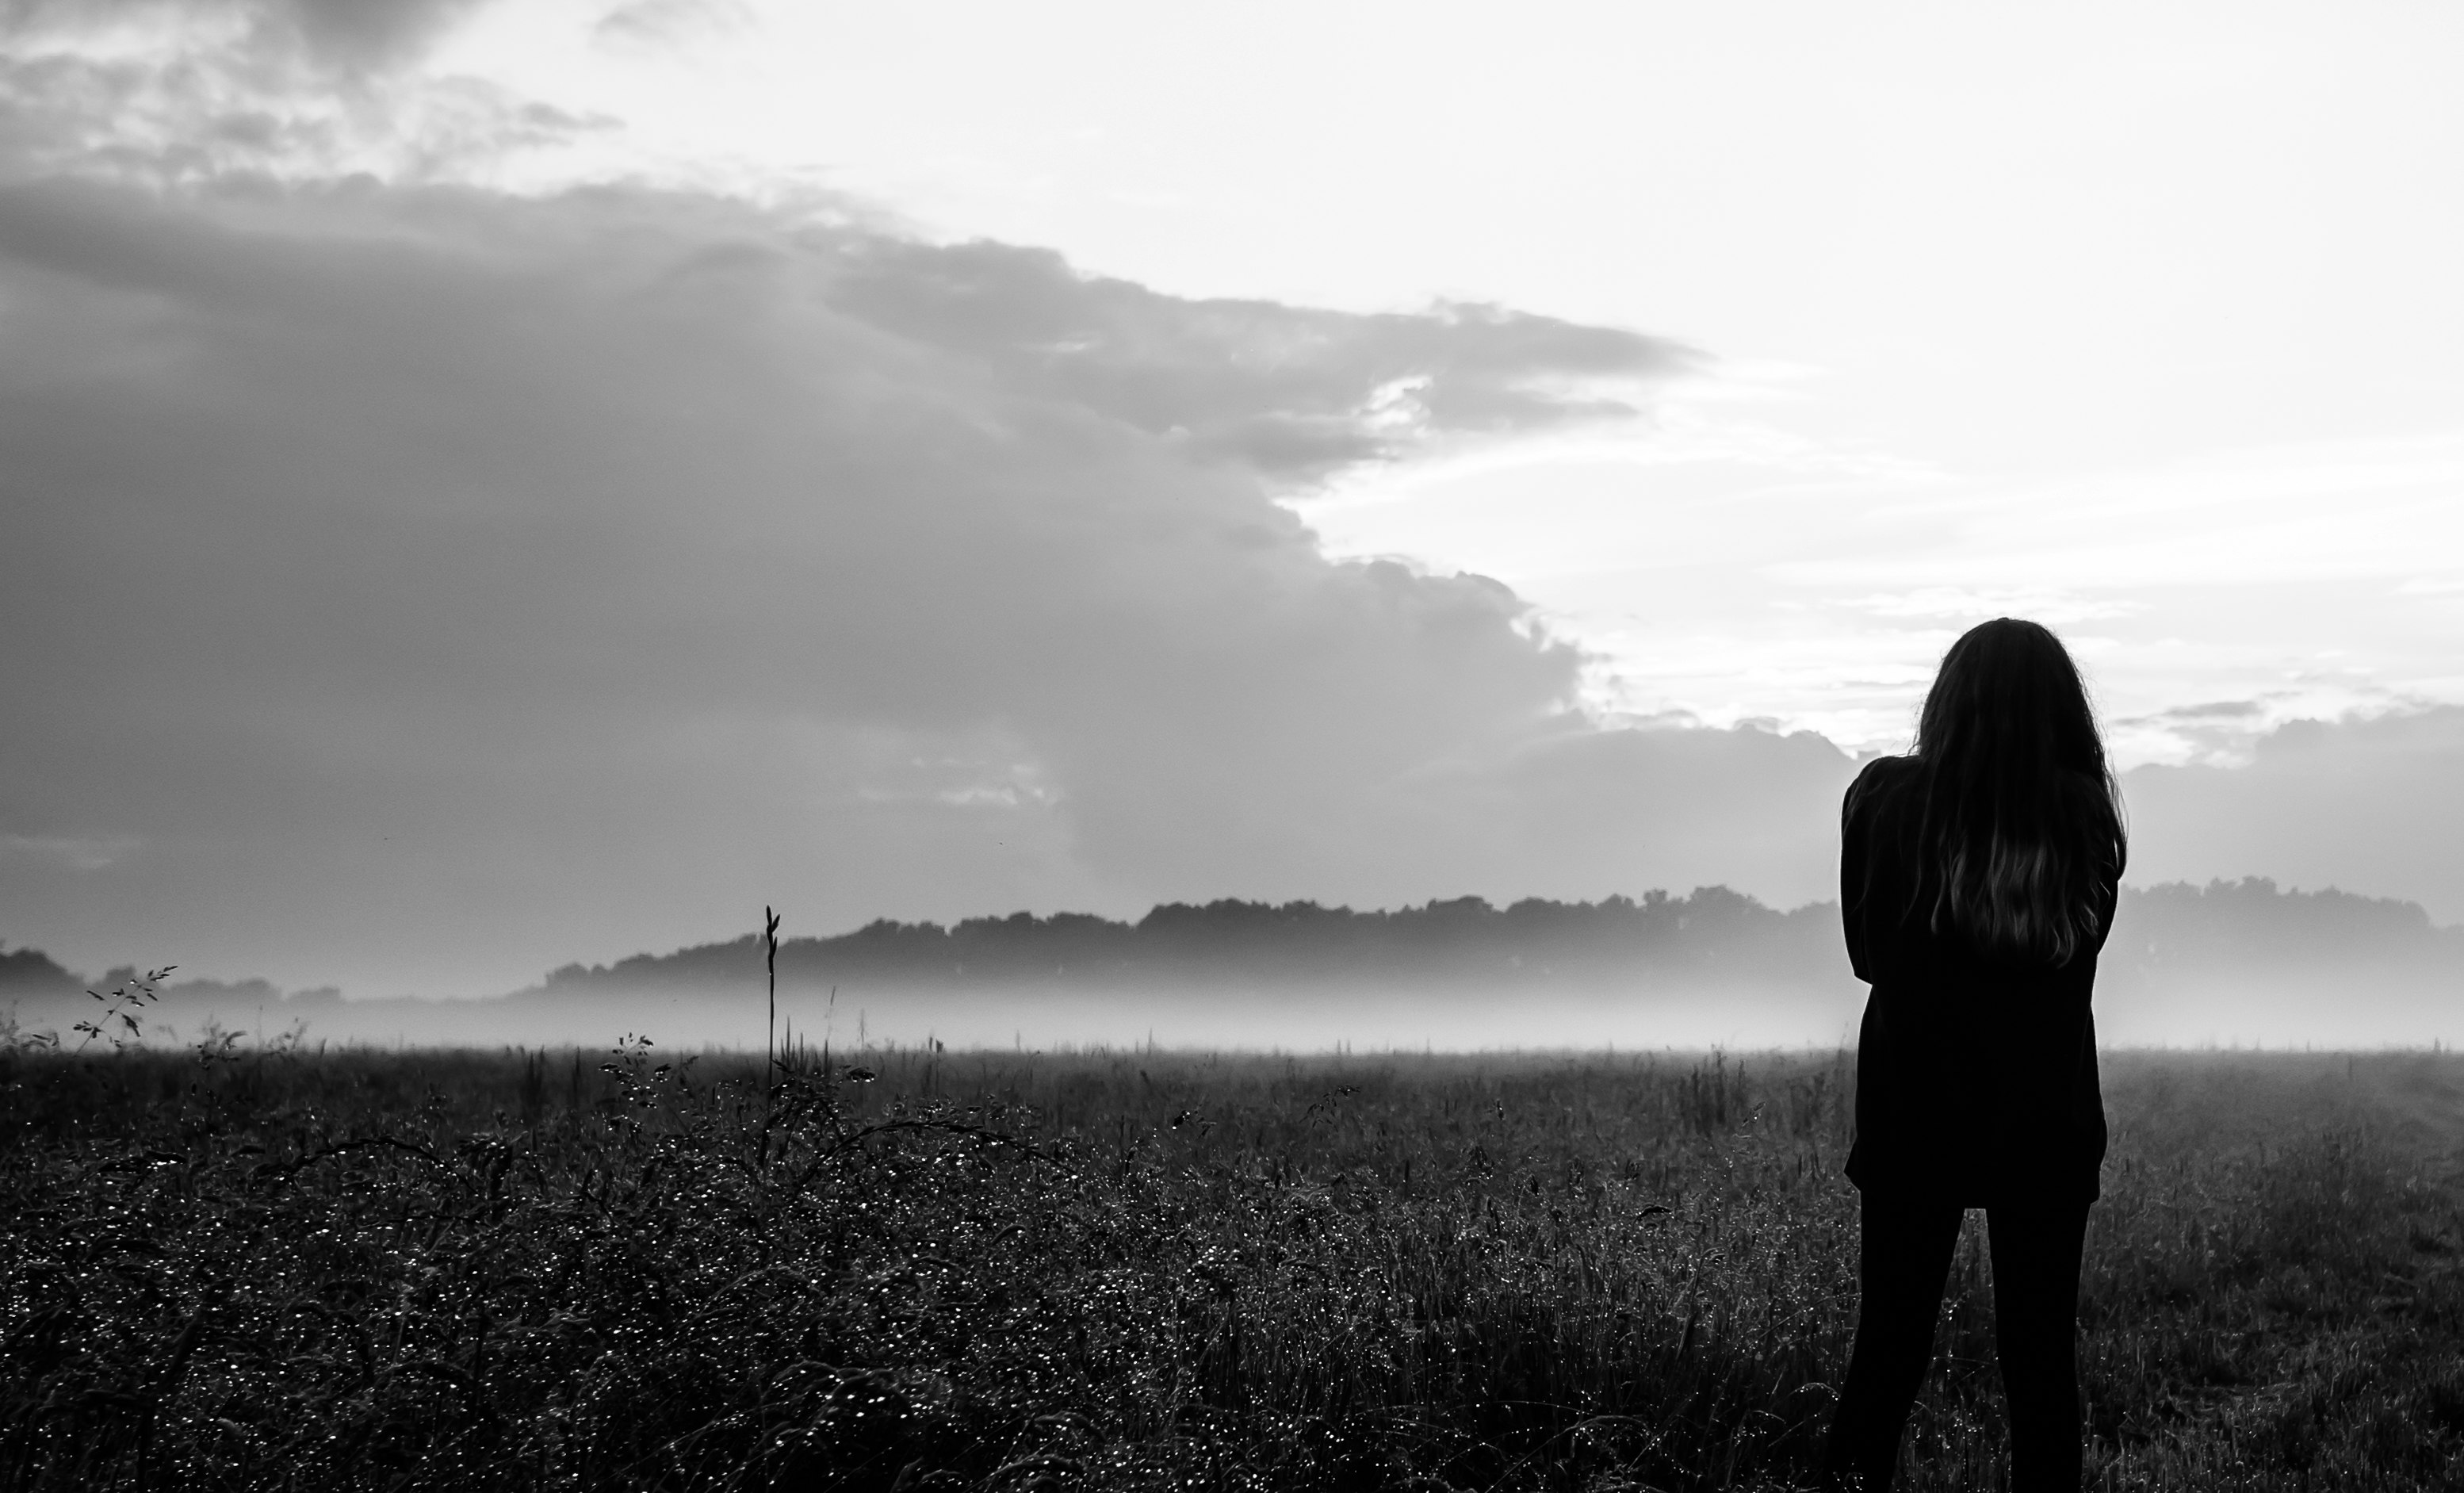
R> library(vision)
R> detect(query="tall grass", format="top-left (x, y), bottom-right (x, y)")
top-left (1, 1039), bottom-right (2457, 1489)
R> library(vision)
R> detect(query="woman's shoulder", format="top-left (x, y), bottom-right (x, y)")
top-left (1841, 755), bottom-right (1919, 846)
top-left (1853, 753), bottom-right (1916, 783)
top-left (1846, 753), bottom-right (1917, 808)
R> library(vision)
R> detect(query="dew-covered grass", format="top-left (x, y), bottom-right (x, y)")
top-left (2, 1038), bottom-right (2458, 1490)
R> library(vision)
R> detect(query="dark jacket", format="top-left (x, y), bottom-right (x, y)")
top-left (1840, 755), bottom-right (2115, 1206)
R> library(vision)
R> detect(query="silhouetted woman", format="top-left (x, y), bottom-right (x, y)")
top-left (1819, 618), bottom-right (2125, 1492)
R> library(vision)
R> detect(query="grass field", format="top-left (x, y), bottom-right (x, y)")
top-left (2, 1032), bottom-right (2459, 1490)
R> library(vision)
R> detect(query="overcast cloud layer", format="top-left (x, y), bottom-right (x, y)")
top-left (6, 1), bottom-right (2464, 998)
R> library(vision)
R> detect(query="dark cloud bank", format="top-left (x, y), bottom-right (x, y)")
top-left (0, 151), bottom-right (1800, 996)
top-left (6, 2), bottom-right (2464, 1019)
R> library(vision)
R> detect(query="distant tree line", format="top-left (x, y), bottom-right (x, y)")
top-left (530, 879), bottom-right (2464, 997)
top-left (0, 946), bottom-right (340, 1006)
top-left (535, 886), bottom-right (1844, 994)
top-left (2106, 878), bottom-right (2458, 965)
top-left (0, 944), bottom-right (79, 998)
top-left (6, 879), bottom-right (2458, 1007)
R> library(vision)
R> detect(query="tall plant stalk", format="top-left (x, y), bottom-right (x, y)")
top-left (763, 905), bottom-right (782, 1097)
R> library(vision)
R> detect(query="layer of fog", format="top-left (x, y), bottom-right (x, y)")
top-left (12, 975), bottom-right (2454, 1055)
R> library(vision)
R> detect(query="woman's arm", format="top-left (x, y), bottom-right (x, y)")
top-left (1841, 764), bottom-right (1878, 983)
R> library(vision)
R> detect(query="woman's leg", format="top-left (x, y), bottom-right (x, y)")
top-left (1984, 1197), bottom-right (2092, 1493)
top-left (1822, 1191), bottom-right (1965, 1490)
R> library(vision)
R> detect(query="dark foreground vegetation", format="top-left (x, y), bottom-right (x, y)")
top-left (2, 1032), bottom-right (2459, 1490)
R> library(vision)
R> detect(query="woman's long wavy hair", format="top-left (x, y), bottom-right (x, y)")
top-left (1907, 618), bottom-right (2125, 966)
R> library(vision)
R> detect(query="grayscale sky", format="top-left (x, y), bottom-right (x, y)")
top-left (3, 0), bottom-right (2462, 997)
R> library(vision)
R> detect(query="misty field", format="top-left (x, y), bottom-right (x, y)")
top-left (2, 1038), bottom-right (2459, 1491)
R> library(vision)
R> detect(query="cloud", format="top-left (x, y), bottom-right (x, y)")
top-left (0, 164), bottom-right (1727, 993)
top-left (2, 0), bottom-right (485, 74)
top-left (592, 0), bottom-right (750, 50)
top-left (0, 0), bottom-right (591, 186)
top-left (820, 239), bottom-right (1689, 484)
top-left (1839, 587), bottom-right (2144, 626)
top-left (1361, 722), bottom-right (1866, 913)
top-left (0, 833), bottom-right (138, 871)
top-left (2125, 706), bottom-right (2464, 923)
